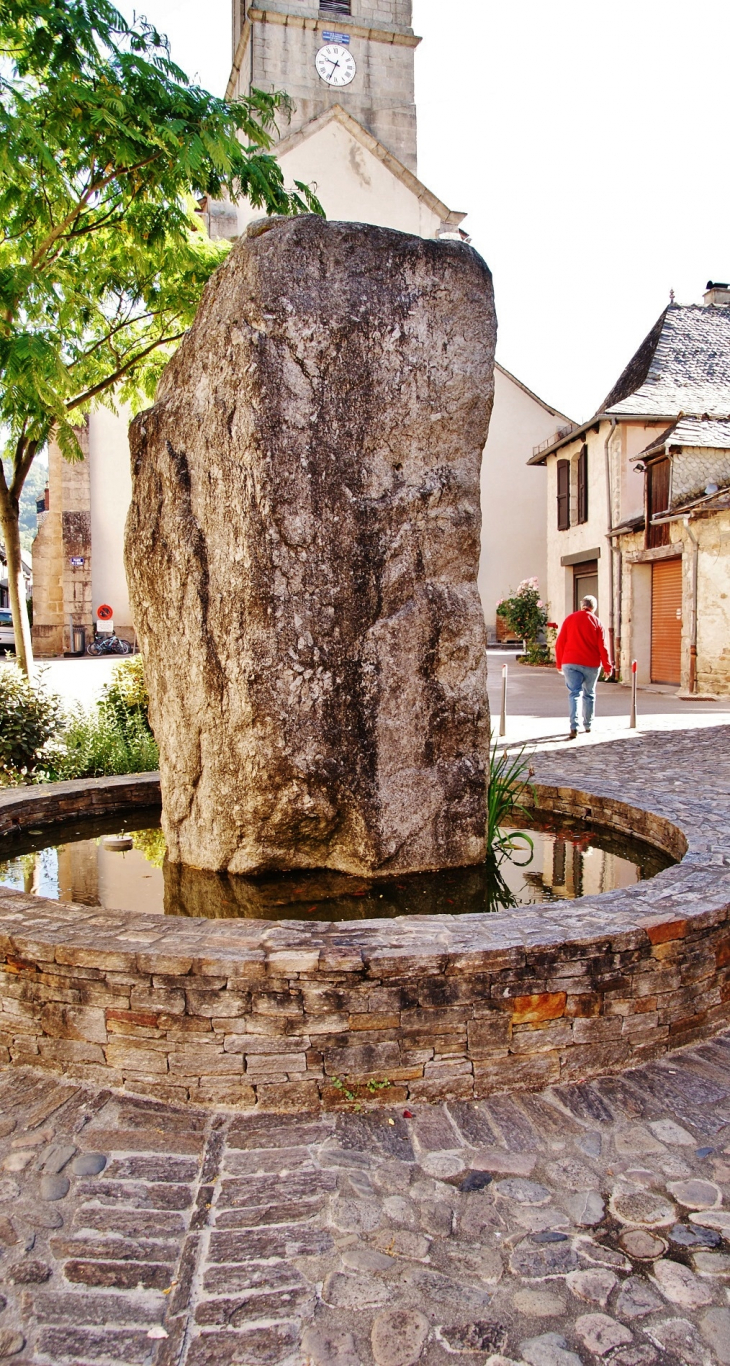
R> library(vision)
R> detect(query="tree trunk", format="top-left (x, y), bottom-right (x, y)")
top-left (0, 487), bottom-right (34, 678)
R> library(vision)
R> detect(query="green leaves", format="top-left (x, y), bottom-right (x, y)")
top-left (0, 0), bottom-right (321, 460)
top-left (0, 0), bottom-right (321, 672)
top-left (0, 663), bottom-right (63, 782)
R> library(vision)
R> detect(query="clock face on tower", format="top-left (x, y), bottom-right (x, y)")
top-left (315, 43), bottom-right (357, 87)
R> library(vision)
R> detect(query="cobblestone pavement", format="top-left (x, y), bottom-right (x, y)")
top-left (0, 1036), bottom-right (728, 1366)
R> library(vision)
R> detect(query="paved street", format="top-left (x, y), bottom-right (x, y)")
top-left (0, 1040), bottom-right (728, 1365)
top-left (487, 651), bottom-right (730, 749)
top-left (5, 653), bottom-right (730, 748)
top-left (12, 657), bottom-right (120, 711)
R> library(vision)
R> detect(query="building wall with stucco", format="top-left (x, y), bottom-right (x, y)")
top-left (236, 112), bottom-right (444, 238)
top-left (543, 419), bottom-right (667, 655)
top-left (479, 366), bottom-right (567, 634)
top-left (88, 406), bottom-right (134, 638)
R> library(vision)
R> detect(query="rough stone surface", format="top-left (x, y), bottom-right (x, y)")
top-left (125, 216), bottom-right (495, 877)
top-left (0, 1042), bottom-right (725, 1364)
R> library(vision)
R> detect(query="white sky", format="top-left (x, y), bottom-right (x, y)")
top-left (118, 0), bottom-right (730, 420)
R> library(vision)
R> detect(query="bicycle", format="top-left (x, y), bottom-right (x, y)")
top-left (87, 632), bottom-right (133, 656)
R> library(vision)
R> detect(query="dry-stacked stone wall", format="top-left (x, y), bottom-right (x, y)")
top-left (0, 729), bottom-right (728, 1110)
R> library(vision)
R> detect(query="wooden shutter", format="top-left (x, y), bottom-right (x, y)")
top-left (577, 445), bottom-right (588, 524)
top-left (557, 459), bottom-right (570, 530)
top-left (647, 459), bottom-right (670, 548)
top-left (320, 0), bottom-right (351, 12)
top-left (651, 557), bottom-right (682, 684)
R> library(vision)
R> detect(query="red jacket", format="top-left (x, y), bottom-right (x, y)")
top-left (555, 610), bottom-right (612, 673)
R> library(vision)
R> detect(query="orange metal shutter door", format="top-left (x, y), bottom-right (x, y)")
top-left (651, 558), bottom-right (682, 685)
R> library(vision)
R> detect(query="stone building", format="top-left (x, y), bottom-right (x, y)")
top-left (529, 283), bottom-right (730, 693)
top-left (615, 416), bottom-right (730, 696)
top-left (31, 0), bottom-right (566, 654)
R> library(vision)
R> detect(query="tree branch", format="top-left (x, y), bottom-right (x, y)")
top-left (65, 331), bottom-right (185, 410)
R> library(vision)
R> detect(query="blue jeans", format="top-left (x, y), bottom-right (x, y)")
top-left (562, 664), bottom-right (601, 731)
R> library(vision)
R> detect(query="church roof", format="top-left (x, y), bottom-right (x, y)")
top-left (273, 104), bottom-right (466, 229)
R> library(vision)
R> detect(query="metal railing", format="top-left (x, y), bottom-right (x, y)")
top-left (532, 423), bottom-right (579, 458)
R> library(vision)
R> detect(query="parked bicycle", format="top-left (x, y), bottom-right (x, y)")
top-left (87, 632), bottom-right (133, 656)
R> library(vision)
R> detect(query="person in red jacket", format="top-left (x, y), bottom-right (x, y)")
top-left (554, 595), bottom-right (613, 739)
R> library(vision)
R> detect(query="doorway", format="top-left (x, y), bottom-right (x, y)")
top-left (651, 558), bottom-right (682, 684)
top-left (573, 560), bottom-right (598, 611)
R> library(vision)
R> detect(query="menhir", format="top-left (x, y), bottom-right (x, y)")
top-left (125, 216), bottom-right (495, 876)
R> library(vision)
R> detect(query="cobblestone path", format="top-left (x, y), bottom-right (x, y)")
top-left (0, 1036), bottom-right (727, 1365)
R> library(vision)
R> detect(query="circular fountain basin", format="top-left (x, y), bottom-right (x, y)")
top-left (1, 806), bottom-right (673, 921)
top-left (0, 762), bottom-right (727, 1112)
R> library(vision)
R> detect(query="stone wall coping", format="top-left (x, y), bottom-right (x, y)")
top-left (0, 758), bottom-right (723, 974)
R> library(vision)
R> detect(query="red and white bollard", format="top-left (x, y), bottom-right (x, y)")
top-left (630, 660), bottom-right (638, 729)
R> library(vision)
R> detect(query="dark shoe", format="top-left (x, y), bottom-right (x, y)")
top-left (568, 730), bottom-right (577, 740)
top-left (584, 727), bottom-right (591, 733)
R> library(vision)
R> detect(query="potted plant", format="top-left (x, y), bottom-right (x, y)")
top-left (496, 579), bottom-right (550, 665)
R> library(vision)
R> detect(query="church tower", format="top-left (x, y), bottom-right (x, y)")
top-left (228, 1), bottom-right (419, 173)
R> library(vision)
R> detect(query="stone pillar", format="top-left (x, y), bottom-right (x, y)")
top-left (31, 425), bottom-right (93, 658)
top-left (126, 216), bottom-right (495, 877)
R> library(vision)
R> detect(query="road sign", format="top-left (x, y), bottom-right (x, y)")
top-left (97, 604), bottom-right (113, 621)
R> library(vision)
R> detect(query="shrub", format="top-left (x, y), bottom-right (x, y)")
top-left (102, 655), bottom-right (152, 734)
top-left (496, 578), bottom-right (549, 646)
top-left (0, 665), bottom-right (62, 783)
top-left (47, 704), bottom-right (159, 781)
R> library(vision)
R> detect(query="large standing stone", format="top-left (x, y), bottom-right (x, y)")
top-left (126, 216), bottom-right (495, 875)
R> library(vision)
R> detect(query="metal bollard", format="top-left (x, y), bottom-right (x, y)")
top-left (630, 660), bottom-right (638, 729)
top-left (499, 664), bottom-right (508, 737)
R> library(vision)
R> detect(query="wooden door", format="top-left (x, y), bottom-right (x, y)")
top-left (573, 560), bottom-right (598, 611)
top-left (651, 558), bottom-right (682, 684)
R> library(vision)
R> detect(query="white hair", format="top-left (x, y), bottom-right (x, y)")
top-left (581, 595), bottom-right (598, 611)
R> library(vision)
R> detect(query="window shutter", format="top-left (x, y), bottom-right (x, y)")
top-left (320, 0), bottom-right (351, 13)
top-left (577, 444), bottom-right (588, 524)
top-left (557, 459), bottom-right (570, 530)
top-left (646, 458), bottom-right (670, 548)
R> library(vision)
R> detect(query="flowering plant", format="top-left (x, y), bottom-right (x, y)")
top-left (496, 579), bottom-right (549, 646)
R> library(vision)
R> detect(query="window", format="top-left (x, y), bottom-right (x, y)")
top-left (646, 458), bottom-right (670, 549)
top-left (557, 459), bottom-right (570, 530)
top-left (320, 0), bottom-right (351, 13)
top-left (577, 444), bottom-right (588, 524)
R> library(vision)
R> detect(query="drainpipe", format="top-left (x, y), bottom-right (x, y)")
top-left (683, 516), bottom-right (699, 694)
top-left (604, 418), bottom-right (618, 670)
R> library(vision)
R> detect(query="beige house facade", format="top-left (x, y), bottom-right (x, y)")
top-left (530, 285), bottom-right (730, 694)
top-left (32, 0), bottom-right (565, 653)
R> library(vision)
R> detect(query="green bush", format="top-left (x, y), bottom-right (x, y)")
top-left (102, 655), bottom-right (152, 734)
top-left (47, 704), bottom-right (159, 781)
top-left (0, 656), bottom-right (158, 785)
top-left (0, 665), bottom-right (62, 783)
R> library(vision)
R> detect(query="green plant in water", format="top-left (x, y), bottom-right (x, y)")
top-left (486, 741), bottom-right (535, 911)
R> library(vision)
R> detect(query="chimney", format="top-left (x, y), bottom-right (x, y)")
top-left (703, 280), bottom-right (730, 307)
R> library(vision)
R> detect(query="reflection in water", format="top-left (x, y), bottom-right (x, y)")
top-left (0, 808), bottom-right (673, 921)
